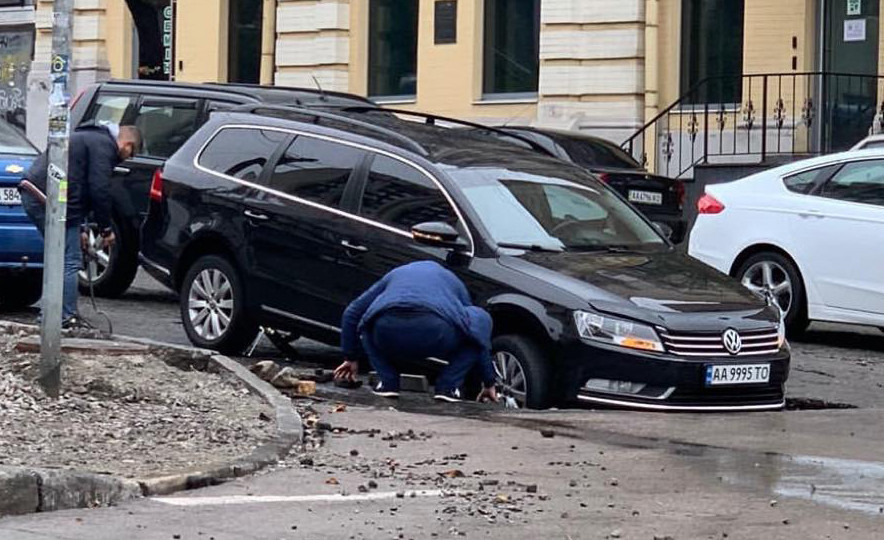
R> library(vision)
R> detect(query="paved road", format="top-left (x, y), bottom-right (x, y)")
top-left (3, 270), bottom-right (884, 538)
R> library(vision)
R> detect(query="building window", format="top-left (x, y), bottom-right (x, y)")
top-left (482, 0), bottom-right (540, 98)
top-left (368, 0), bottom-right (418, 99)
top-left (680, 0), bottom-right (745, 104)
top-left (228, 0), bottom-right (263, 84)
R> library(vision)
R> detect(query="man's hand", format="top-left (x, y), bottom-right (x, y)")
top-left (476, 385), bottom-right (499, 403)
top-left (334, 360), bottom-right (358, 382)
top-left (101, 231), bottom-right (116, 250)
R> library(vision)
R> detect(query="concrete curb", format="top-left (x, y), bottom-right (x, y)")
top-left (0, 322), bottom-right (303, 515)
top-left (137, 353), bottom-right (304, 496)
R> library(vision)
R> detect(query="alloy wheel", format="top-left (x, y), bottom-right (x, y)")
top-left (187, 268), bottom-right (234, 341)
top-left (493, 351), bottom-right (527, 407)
top-left (741, 260), bottom-right (793, 315)
top-left (78, 228), bottom-right (111, 283)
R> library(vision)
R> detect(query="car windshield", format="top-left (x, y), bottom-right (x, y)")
top-left (0, 121), bottom-right (38, 156)
top-left (449, 166), bottom-right (666, 252)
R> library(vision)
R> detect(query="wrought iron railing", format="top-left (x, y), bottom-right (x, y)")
top-left (623, 72), bottom-right (884, 178)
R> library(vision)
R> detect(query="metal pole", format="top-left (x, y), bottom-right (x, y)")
top-left (39, 0), bottom-right (74, 398)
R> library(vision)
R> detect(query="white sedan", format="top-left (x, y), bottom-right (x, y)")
top-left (688, 149), bottom-right (884, 334)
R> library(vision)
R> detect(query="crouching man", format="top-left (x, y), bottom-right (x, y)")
top-left (334, 261), bottom-right (498, 403)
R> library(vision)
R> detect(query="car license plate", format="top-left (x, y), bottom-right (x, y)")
top-left (705, 364), bottom-right (771, 386)
top-left (628, 189), bottom-right (663, 205)
top-left (0, 187), bottom-right (21, 206)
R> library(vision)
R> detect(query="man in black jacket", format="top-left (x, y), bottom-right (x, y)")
top-left (19, 122), bottom-right (141, 327)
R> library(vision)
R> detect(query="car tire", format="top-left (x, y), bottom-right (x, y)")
top-left (735, 252), bottom-right (809, 335)
top-left (179, 254), bottom-right (258, 354)
top-left (491, 334), bottom-right (552, 410)
top-left (0, 271), bottom-right (43, 310)
top-left (78, 217), bottom-right (138, 298)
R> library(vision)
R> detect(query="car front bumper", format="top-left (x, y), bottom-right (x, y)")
top-left (557, 340), bottom-right (790, 412)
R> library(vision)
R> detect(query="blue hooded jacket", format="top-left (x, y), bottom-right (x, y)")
top-left (341, 261), bottom-right (495, 384)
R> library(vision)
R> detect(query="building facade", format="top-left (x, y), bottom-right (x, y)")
top-left (19, 0), bottom-right (884, 169)
top-left (0, 0), bottom-right (35, 133)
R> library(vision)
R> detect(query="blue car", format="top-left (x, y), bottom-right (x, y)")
top-left (0, 120), bottom-right (42, 309)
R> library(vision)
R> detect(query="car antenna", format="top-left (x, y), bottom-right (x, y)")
top-left (311, 75), bottom-right (327, 102)
top-left (500, 102), bottom-right (534, 127)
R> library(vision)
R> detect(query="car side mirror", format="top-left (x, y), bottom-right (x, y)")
top-left (653, 221), bottom-right (674, 240)
top-left (411, 221), bottom-right (467, 251)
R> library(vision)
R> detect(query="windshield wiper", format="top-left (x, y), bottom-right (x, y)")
top-left (497, 242), bottom-right (564, 253)
top-left (569, 244), bottom-right (641, 253)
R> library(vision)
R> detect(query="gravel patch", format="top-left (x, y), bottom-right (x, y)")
top-left (0, 335), bottom-right (274, 478)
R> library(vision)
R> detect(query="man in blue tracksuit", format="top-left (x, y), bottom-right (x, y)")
top-left (335, 261), bottom-right (498, 403)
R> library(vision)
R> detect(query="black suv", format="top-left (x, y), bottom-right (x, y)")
top-left (140, 107), bottom-right (790, 411)
top-left (69, 80), bottom-right (376, 296)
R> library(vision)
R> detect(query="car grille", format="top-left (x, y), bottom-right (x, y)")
top-left (666, 383), bottom-right (785, 407)
top-left (659, 328), bottom-right (780, 357)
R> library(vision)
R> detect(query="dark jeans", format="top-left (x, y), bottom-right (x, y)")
top-left (361, 309), bottom-right (485, 393)
top-left (20, 190), bottom-right (81, 321)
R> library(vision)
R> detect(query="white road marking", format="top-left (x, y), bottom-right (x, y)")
top-left (153, 490), bottom-right (444, 507)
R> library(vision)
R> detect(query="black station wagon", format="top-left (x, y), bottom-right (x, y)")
top-left (140, 107), bottom-right (790, 411)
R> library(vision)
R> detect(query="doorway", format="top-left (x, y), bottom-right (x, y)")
top-left (821, 0), bottom-right (880, 150)
top-left (125, 0), bottom-right (174, 80)
top-left (228, 0), bottom-right (263, 84)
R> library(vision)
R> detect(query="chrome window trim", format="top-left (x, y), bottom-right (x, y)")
top-left (192, 123), bottom-right (476, 256)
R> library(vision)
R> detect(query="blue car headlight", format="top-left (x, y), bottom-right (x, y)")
top-left (574, 310), bottom-right (664, 353)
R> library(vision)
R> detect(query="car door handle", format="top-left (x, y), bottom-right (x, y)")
top-left (243, 210), bottom-right (269, 221)
top-left (799, 209), bottom-right (824, 218)
top-left (340, 239), bottom-right (368, 253)
top-left (114, 166), bottom-right (131, 175)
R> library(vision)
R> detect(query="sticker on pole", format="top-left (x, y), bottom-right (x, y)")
top-left (50, 54), bottom-right (69, 75)
top-left (48, 164), bottom-right (67, 203)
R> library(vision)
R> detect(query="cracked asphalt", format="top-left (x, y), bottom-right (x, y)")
top-left (2, 270), bottom-right (884, 538)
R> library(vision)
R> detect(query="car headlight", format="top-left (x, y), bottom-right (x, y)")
top-left (777, 321), bottom-right (787, 349)
top-left (574, 310), bottom-right (664, 353)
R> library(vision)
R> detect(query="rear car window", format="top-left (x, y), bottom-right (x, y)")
top-left (0, 120), bottom-right (37, 156)
top-left (268, 136), bottom-right (366, 208)
top-left (782, 164), bottom-right (839, 194)
top-left (359, 155), bottom-right (458, 231)
top-left (199, 127), bottom-right (287, 182)
top-left (556, 136), bottom-right (641, 170)
top-left (133, 100), bottom-right (201, 159)
top-left (89, 94), bottom-right (136, 124)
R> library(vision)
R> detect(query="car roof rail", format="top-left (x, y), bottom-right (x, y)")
top-left (203, 82), bottom-right (377, 105)
top-left (227, 104), bottom-right (429, 157)
top-left (341, 106), bottom-right (558, 159)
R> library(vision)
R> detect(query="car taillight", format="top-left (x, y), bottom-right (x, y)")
top-left (70, 88), bottom-right (86, 109)
top-left (674, 180), bottom-right (686, 209)
top-left (697, 193), bottom-right (725, 214)
top-left (149, 169), bottom-right (163, 202)
top-left (597, 173), bottom-right (610, 184)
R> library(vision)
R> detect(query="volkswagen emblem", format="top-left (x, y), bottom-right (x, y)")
top-left (722, 328), bottom-right (742, 355)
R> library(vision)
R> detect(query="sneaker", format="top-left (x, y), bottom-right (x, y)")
top-left (372, 382), bottom-right (400, 398)
top-left (434, 388), bottom-right (463, 403)
top-left (62, 315), bottom-right (93, 331)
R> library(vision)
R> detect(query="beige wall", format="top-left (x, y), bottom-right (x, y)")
top-left (175, 0), bottom-right (229, 83)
